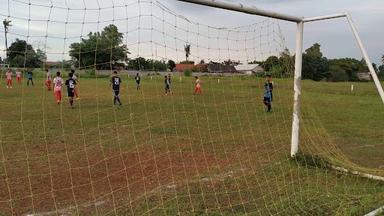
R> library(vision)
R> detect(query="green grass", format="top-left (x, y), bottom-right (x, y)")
top-left (0, 75), bottom-right (383, 215)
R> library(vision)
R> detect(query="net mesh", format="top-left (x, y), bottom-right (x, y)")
top-left (0, 0), bottom-right (383, 215)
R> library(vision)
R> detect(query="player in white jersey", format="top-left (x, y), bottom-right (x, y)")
top-left (194, 76), bottom-right (202, 95)
top-left (15, 69), bottom-right (22, 84)
top-left (71, 69), bottom-right (79, 99)
top-left (53, 72), bottom-right (64, 104)
top-left (5, 69), bottom-right (13, 88)
top-left (45, 69), bottom-right (52, 91)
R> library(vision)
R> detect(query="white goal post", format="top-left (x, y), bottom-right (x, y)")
top-left (176, 0), bottom-right (384, 157)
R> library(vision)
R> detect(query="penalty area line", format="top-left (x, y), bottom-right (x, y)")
top-left (23, 200), bottom-right (105, 216)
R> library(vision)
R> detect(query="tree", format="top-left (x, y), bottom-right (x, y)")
top-left (148, 59), bottom-right (167, 71)
top-left (327, 58), bottom-right (366, 82)
top-left (258, 49), bottom-right (293, 77)
top-left (302, 43), bottom-right (329, 81)
top-left (305, 43), bottom-right (323, 58)
top-left (184, 44), bottom-right (191, 62)
top-left (3, 19), bottom-right (11, 61)
top-left (382, 54), bottom-right (384, 65)
top-left (248, 60), bottom-right (263, 65)
top-left (7, 39), bottom-right (41, 68)
top-left (167, 60), bottom-right (176, 72)
top-left (262, 56), bottom-right (279, 72)
top-left (279, 48), bottom-right (294, 76)
top-left (327, 65), bottom-right (348, 82)
top-left (69, 24), bottom-right (129, 70)
top-left (372, 63), bottom-right (378, 72)
top-left (128, 57), bottom-right (148, 70)
top-left (269, 65), bottom-right (284, 77)
top-left (36, 49), bottom-right (47, 67)
top-left (380, 65), bottom-right (384, 72)
top-left (223, 59), bottom-right (240, 66)
top-left (127, 57), bottom-right (167, 71)
top-left (378, 64), bottom-right (384, 80)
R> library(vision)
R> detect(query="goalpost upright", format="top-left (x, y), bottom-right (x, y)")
top-left (176, 0), bottom-right (384, 157)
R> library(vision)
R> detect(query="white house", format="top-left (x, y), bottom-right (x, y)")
top-left (357, 72), bottom-right (371, 81)
top-left (235, 64), bottom-right (264, 75)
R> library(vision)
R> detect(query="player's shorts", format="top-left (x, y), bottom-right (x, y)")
top-left (263, 97), bottom-right (271, 103)
top-left (165, 85), bottom-right (170, 90)
top-left (113, 90), bottom-right (120, 96)
top-left (67, 89), bottom-right (75, 97)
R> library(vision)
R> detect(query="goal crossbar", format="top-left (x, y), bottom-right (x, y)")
top-left (176, 0), bottom-right (384, 158)
top-left (175, 0), bottom-right (303, 22)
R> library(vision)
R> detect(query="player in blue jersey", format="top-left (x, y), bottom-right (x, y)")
top-left (263, 75), bottom-right (273, 112)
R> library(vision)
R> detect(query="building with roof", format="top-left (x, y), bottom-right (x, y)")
top-left (235, 64), bottom-right (264, 75)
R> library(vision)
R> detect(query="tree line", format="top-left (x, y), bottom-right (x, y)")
top-left (1, 22), bottom-right (384, 82)
top-left (259, 43), bottom-right (384, 81)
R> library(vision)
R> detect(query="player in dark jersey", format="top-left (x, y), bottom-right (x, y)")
top-left (65, 72), bottom-right (77, 108)
top-left (135, 73), bottom-right (141, 90)
top-left (164, 75), bottom-right (171, 95)
top-left (27, 70), bottom-right (34, 86)
top-left (168, 74), bottom-right (172, 93)
top-left (111, 71), bottom-right (122, 105)
top-left (267, 75), bottom-right (274, 101)
top-left (263, 75), bottom-right (273, 112)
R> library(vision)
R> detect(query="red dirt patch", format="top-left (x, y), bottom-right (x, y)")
top-left (0, 145), bottom-right (230, 215)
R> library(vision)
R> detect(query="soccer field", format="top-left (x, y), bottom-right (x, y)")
top-left (0, 74), bottom-right (383, 215)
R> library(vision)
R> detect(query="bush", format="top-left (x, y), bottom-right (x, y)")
top-left (327, 65), bottom-right (348, 82)
top-left (269, 65), bottom-right (284, 78)
top-left (378, 65), bottom-right (384, 81)
top-left (379, 71), bottom-right (384, 81)
top-left (184, 69), bottom-right (192, 77)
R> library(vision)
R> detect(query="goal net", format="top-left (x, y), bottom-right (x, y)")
top-left (0, 0), bottom-right (383, 215)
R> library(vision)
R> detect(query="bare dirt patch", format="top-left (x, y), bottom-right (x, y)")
top-left (0, 145), bottom-right (230, 215)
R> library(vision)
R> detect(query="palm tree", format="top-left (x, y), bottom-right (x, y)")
top-left (184, 43), bottom-right (191, 63)
top-left (3, 19), bottom-right (11, 61)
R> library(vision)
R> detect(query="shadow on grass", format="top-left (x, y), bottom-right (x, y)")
top-left (291, 152), bottom-right (332, 170)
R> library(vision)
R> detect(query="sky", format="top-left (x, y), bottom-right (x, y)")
top-left (168, 0), bottom-right (384, 64)
top-left (0, 0), bottom-right (383, 64)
